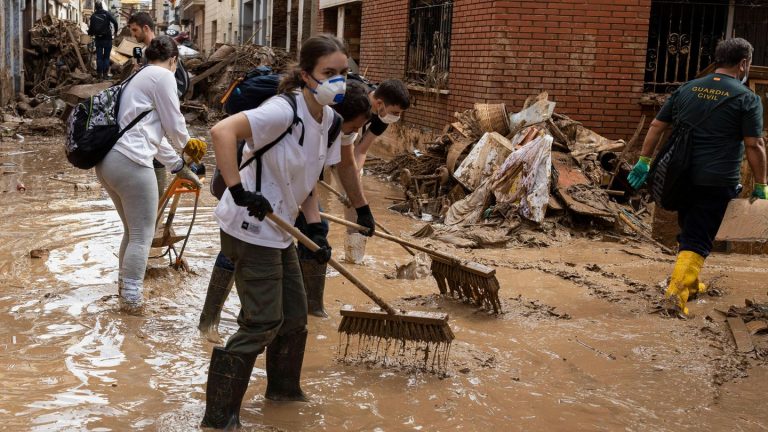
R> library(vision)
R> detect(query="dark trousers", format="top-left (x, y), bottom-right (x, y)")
top-left (94, 39), bottom-right (112, 75)
top-left (676, 185), bottom-right (739, 258)
top-left (220, 230), bottom-right (307, 356)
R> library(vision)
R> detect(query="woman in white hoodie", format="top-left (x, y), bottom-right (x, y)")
top-left (95, 35), bottom-right (206, 312)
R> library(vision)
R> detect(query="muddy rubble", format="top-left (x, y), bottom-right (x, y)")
top-left (1, 120), bottom-right (768, 430)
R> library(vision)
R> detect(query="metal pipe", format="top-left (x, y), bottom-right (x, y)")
top-left (297, 0), bottom-right (304, 51)
top-left (336, 5), bottom-right (344, 39)
top-left (286, 0), bottom-right (292, 52)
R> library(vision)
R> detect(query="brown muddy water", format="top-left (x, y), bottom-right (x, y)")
top-left (1, 135), bottom-right (768, 431)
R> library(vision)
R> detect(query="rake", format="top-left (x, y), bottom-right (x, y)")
top-left (267, 213), bottom-right (454, 372)
top-left (318, 182), bottom-right (502, 314)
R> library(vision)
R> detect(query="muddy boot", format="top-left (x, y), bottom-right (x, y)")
top-left (201, 347), bottom-right (257, 429)
top-left (663, 250), bottom-right (705, 316)
top-left (265, 329), bottom-right (309, 402)
top-left (198, 255), bottom-right (235, 343)
top-left (301, 260), bottom-right (328, 318)
top-left (118, 277), bottom-right (144, 314)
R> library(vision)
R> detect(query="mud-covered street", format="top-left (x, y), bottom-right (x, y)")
top-left (0, 134), bottom-right (766, 431)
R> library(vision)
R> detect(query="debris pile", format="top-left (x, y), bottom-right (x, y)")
top-left (370, 92), bottom-right (653, 249)
top-left (24, 16), bottom-right (95, 99)
top-left (708, 299), bottom-right (768, 356)
top-left (186, 43), bottom-right (293, 108)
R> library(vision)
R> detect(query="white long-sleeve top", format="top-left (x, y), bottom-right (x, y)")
top-left (112, 65), bottom-right (189, 169)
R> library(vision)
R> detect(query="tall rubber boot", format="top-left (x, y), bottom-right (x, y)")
top-left (201, 347), bottom-right (257, 429)
top-left (198, 254), bottom-right (236, 343)
top-left (664, 250), bottom-right (705, 316)
top-left (265, 329), bottom-right (309, 402)
top-left (301, 260), bottom-right (328, 318)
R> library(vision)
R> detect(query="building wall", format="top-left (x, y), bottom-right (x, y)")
top-left (355, 0), bottom-right (651, 139)
top-left (494, 0), bottom-right (650, 138)
top-left (1, 0), bottom-right (25, 105)
top-left (203, 0), bottom-right (239, 54)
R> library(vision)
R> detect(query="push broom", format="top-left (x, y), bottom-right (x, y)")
top-left (317, 181), bottom-right (502, 314)
top-left (267, 213), bottom-right (454, 372)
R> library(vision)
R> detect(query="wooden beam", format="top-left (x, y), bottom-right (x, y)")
top-left (65, 27), bottom-right (87, 72)
top-left (189, 55), bottom-right (235, 86)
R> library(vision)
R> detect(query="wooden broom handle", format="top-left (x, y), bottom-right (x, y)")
top-left (318, 180), bottom-right (416, 256)
top-left (266, 212), bottom-right (397, 315)
top-left (319, 211), bottom-right (462, 264)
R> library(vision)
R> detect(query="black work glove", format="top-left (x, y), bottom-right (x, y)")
top-left (306, 222), bottom-right (332, 264)
top-left (355, 204), bottom-right (375, 237)
top-left (229, 183), bottom-right (273, 221)
top-left (189, 162), bottom-right (206, 177)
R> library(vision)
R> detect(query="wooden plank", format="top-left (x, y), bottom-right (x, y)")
top-left (745, 320), bottom-right (768, 335)
top-left (727, 316), bottom-right (755, 353)
top-left (115, 38), bottom-right (144, 57)
top-left (189, 55), bottom-right (235, 86)
top-left (715, 199), bottom-right (768, 242)
top-left (65, 27), bottom-right (86, 71)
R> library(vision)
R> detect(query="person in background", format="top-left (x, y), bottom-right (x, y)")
top-left (338, 78), bottom-right (410, 263)
top-left (95, 36), bottom-right (206, 313)
top-left (128, 12), bottom-right (192, 197)
top-left (88, 2), bottom-right (118, 80)
top-left (627, 37), bottom-right (766, 317)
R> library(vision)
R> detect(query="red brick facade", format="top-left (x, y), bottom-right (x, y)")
top-left (320, 0), bottom-right (652, 139)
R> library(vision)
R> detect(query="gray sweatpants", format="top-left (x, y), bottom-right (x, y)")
top-left (95, 150), bottom-right (158, 287)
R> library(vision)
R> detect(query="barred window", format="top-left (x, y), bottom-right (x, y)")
top-left (406, 0), bottom-right (453, 88)
top-left (644, 0), bottom-right (729, 94)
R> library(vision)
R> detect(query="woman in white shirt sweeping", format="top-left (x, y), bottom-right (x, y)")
top-left (200, 34), bottom-right (375, 429)
top-left (95, 35), bottom-right (206, 313)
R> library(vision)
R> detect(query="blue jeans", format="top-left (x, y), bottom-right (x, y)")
top-left (94, 39), bottom-right (112, 75)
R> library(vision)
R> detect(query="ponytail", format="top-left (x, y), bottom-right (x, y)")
top-left (278, 63), bottom-right (304, 94)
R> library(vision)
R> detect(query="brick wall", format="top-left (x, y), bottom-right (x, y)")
top-left (357, 0), bottom-right (652, 139)
top-left (274, 0), bottom-right (314, 52)
top-left (494, 0), bottom-right (651, 138)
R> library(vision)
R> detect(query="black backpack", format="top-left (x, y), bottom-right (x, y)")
top-left (648, 92), bottom-right (741, 210)
top-left (210, 88), bottom-right (342, 199)
top-left (65, 69), bottom-right (151, 169)
top-left (89, 12), bottom-right (110, 37)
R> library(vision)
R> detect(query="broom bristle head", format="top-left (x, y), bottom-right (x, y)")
top-left (431, 258), bottom-right (502, 314)
top-left (337, 308), bottom-right (454, 374)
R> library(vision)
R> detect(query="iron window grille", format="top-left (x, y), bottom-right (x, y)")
top-left (644, 0), bottom-right (730, 94)
top-left (406, 0), bottom-right (453, 88)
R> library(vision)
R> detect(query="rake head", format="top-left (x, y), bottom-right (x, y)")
top-left (338, 308), bottom-right (454, 374)
top-left (431, 258), bottom-right (502, 314)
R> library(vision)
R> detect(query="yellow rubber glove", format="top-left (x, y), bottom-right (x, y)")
top-left (183, 138), bottom-right (207, 164)
top-left (664, 250), bottom-right (705, 316)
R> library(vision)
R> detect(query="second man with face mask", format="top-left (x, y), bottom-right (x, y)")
top-left (334, 78), bottom-right (411, 265)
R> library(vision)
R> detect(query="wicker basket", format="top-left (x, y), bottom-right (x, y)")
top-left (474, 103), bottom-right (510, 136)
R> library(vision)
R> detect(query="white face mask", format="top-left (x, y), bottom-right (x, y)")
top-left (741, 60), bottom-right (750, 84)
top-left (341, 132), bottom-right (358, 145)
top-left (379, 109), bottom-right (401, 124)
top-left (309, 74), bottom-right (346, 106)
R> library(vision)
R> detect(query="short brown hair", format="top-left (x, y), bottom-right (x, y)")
top-left (715, 38), bottom-right (753, 68)
top-left (128, 12), bottom-right (155, 31)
